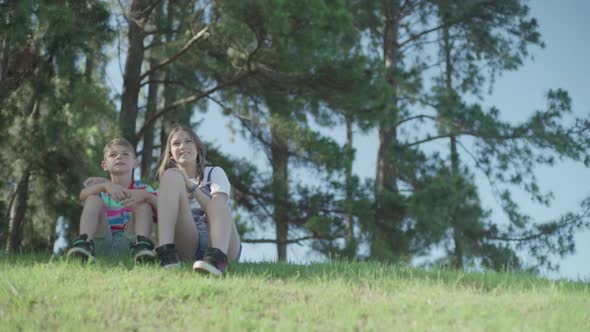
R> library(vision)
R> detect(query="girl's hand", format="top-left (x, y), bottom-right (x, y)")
top-left (84, 177), bottom-right (109, 188)
top-left (168, 168), bottom-right (193, 191)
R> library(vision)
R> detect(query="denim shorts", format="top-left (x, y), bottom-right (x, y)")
top-left (94, 231), bottom-right (135, 257)
top-left (193, 217), bottom-right (209, 261)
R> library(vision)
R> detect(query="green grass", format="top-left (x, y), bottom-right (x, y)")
top-left (1, 254), bottom-right (589, 331)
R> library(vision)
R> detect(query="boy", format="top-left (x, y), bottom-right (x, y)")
top-left (67, 138), bottom-right (157, 263)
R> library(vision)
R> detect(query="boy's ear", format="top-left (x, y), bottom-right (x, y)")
top-left (133, 159), bottom-right (139, 168)
top-left (101, 160), bottom-right (108, 171)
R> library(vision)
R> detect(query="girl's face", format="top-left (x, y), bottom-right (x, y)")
top-left (169, 130), bottom-right (197, 165)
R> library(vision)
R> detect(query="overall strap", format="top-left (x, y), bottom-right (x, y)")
top-left (206, 166), bottom-right (217, 185)
top-left (202, 167), bottom-right (217, 203)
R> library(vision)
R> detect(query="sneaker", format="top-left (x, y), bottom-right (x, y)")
top-left (66, 234), bottom-right (95, 262)
top-left (192, 247), bottom-right (228, 277)
top-left (155, 243), bottom-right (181, 268)
top-left (131, 235), bottom-right (156, 264)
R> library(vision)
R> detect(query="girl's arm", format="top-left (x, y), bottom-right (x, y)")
top-left (188, 184), bottom-right (215, 209)
top-left (188, 167), bottom-right (230, 209)
top-left (170, 167), bottom-right (230, 209)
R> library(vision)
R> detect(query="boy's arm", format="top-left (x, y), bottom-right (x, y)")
top-left (84, 177), bottom-right (109, 188)
top-left (80, 182), bottom-right (130, 202)
top-left (79, 182), bottom-right (107, 201)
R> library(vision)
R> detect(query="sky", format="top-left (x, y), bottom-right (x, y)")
top-left (103, 1), bottom-right (590, 280)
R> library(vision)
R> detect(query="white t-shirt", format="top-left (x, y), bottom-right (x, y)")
top-left (188, 166), bottom-right (231, 210)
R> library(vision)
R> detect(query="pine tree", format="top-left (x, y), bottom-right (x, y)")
top-left (0, 0), bottom-right (115, 251)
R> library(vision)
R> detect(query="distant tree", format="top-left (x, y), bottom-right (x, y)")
top-left (0, 0), bottom-right (115, 251)
top-left (210, 0), bottom-right (386, 261)
top-left (348, 0), bottom-right (590, 272)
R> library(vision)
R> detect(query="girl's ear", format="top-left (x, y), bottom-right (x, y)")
top-left (133, 159), bottom-right (139, 169)
top-left (101, 160), bottom-right (108, 171)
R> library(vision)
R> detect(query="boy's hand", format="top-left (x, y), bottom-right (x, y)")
top-left (84, 177), bottom-right (109, 188)
top-left (119, 190), bottom-right (150, 207)
top-left (103, 182), bottom-right (131, 202)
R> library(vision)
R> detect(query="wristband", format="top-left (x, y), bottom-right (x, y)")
top-left (188, 182), bottom-right (198, 194)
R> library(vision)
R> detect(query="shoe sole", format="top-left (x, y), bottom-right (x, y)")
top-left (67, 248), bottom-right (95, 263)
top-left (134, 250), bottom-right (156, 264)
top-left (192, 260), bottom-right (222, 277)
top-left (162, 262), bottom-right (182, 269)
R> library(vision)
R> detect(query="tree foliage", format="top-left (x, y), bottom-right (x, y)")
top-left (1, 0), bottom-right (589, 274)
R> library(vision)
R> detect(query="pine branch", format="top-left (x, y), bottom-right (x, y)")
top-left (135, 74), bottom-right (247, 141)
top-left (139, 79), bottom-right (187, 88)
top-left (141, 0), bottom-right (164, 20)
top-left (483, 210), bottom-right (590, 242)
top-left (242, 233), bottom-right (345, 245)
top-left (395, 114), bottom-right (437, 127)
top-left (399, 24), bottom-right (445, 49)
top-left (139, 26), bottom-right (209, 81)
top-left (403, 134), bottom-right (451, 147)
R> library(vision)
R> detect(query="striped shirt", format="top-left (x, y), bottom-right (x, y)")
top-left (99, 180), bottom-right (157, 232)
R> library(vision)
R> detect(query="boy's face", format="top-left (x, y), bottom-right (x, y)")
top-left (102, 144), bottom-right (138, 175)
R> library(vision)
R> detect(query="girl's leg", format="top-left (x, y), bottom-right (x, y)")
top-left (79, 195), bottom-right (108, 240)
top-left (207, 195), bottom-right (241, 261)
top-left (157, 169), bottom-right (199, 260)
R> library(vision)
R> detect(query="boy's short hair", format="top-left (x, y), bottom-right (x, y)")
top-left (103, 138), bottom-right (135, 159)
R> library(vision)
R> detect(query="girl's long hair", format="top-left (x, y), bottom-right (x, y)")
top-left (156, 124), bottom-right (207, 181)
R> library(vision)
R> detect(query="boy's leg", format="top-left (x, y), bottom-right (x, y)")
top-left (129, 202), bottom-right (153, 238)
top-left (79, 195), bottom-right (109, 240)
top-left (127, 202), bottom-right (156, 263)
top-left (156, 169), bottom-right (199, 263)
top-left (68, 195), bottom-right (108, 260)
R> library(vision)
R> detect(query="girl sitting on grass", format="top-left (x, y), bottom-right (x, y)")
top-left (155, 124), bottom-right (241, 276)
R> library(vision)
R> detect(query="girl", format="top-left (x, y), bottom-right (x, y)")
top-left (155, 125), bottom-right (241, 276)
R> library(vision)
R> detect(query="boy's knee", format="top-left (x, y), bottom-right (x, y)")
top-left (83, 195), bottom-right (104, 208)
top-left (132, 202), bottom-right (152, 215)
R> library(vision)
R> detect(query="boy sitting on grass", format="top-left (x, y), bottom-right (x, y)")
top-left (67, 138), bottom-right (157, 263)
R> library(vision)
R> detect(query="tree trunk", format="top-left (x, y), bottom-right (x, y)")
top-left (442, 6), bottom-right (463, 270)
top-left (344, 113), bottom-right (356, 256)
top-left (141, 58), bottom-right (159, 178)
top-left (450, 135), bottom-right (463, 269)
top-left (119, 0), bottom-right (147, 148)
top-left (6, 166), bottom-right (31, 253)
top-left (84, 43), bottom-right (95, 82)
top-left (372, 0), bottom-right (403, 259)
top-left (0, 33), bottom-right (10, 86)
top-left (270, 109), bottom-right (289, 261)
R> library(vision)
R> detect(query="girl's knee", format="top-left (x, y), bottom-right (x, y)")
top-left (160, 169), bottom-right (185, 185)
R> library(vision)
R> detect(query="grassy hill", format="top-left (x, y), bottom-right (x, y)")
top-left (1, 254), bottom-right (589, 331)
